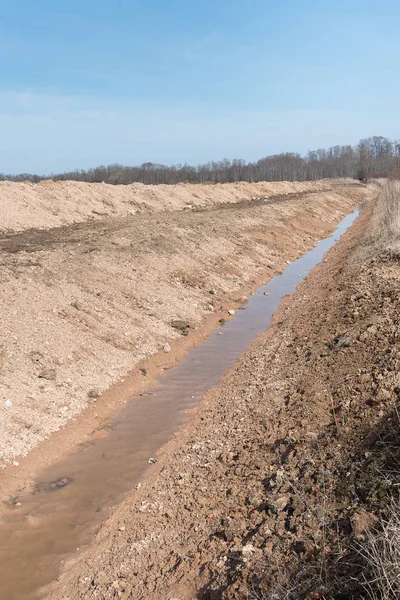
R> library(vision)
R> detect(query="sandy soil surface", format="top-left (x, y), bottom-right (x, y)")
top-left (46, 190), bottom-right (400, 600)
top-left (0, 179), bottom-right (333, 232)
top-left (0, 182), bottom-right (366, 473)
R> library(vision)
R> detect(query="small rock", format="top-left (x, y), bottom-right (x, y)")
top-left (35, 477), bottom-right (72, 492)
top-left (13, 461), bottom-right (19, 467)
top-left (376, 388), bottom-right (391, 402)
top-left (119, 525), bottom-right (126, 531)
top-left (136, 482), bottom-right (142, 489)
top-left (148, 457), bottom-right (157, 464)
top-left (28, 351), bottom-right (44, 363)
top-left (88, 388), bottom-right (101, 399)
top-left (171, 320), bottom-right (189, 332)
top-left (360, 373), bottom-right (371, 383)
top-left (71, 300), bottom-right (83, 310)
top-left (163, 344), bottom-right (171, 353)
top-left (228, 309), bottom-right (235, 316)
top-left (264, 292), bottom-right (270, 296)
top-left (352, 509), bottom-right (379, 540)
top-left (209, 289), bottom-right (216, 295)
top-left (242, 544), bottom-right (257, 557)
top-left (94, 573), bottom-right (110, 586)
top-left (25, 514), bottom-right (40, 526)
top-left (38, 368), bottom-right (56, 381)
top-left (4, 400), bottom-right (13, 408)
top-left (207, 304), bottom-right (214, 312)
top-left (139, 368), bottom-right (147, 376)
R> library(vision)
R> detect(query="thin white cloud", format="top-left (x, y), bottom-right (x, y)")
top-left (0, 89), bottom-right (117, 121)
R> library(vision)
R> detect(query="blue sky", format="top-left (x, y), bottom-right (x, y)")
top-left (1, 0), bottom-right (400, 173)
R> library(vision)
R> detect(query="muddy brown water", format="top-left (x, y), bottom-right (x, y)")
top-left (0, 209), bottom-right (360, 600)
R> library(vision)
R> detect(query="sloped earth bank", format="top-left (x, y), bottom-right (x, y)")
top-left (47, 193), bottom-right (400, 600)
top-left (0, 182), bottom-right (366, 485)
top-left (0, 179), bottom-right (335, 232)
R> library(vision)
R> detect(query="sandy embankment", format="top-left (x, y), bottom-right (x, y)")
top-left (1, 179), bottom-right (334, 232)
top-left (0, 181), bottom-right (365, 480)
top-left (48, 185), bottom-right (400, 600)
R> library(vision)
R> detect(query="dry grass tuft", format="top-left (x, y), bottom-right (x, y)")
top-left (360, 500), bottom-right (400, 600)
top-left (352, 180), bottom-right (400, 265)
top-left (249, 577), bottom-right (327, 600)
top-left (375, 180), bottom-right (400, 249)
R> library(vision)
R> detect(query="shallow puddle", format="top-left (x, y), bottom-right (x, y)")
top-left (0, 208), bottom-right (359, 600)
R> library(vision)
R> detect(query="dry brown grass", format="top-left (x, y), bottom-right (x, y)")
top-left (360, 500), bottom-right (400, 600)
top-left (352, 180), bottom-right (400, 265)
top-left (374, 180), bottom-right (400, 249)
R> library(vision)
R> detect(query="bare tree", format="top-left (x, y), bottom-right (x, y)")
top-left (4, 136), bottom-right (398, 185)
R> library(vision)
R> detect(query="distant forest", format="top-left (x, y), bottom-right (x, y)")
top-left (2, 136), bottom-right (399, 185)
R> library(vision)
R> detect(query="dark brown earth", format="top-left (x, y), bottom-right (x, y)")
top-left (45, 193), bottom-right (400, 600)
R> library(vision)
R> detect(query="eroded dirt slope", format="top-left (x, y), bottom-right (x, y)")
top-left (48, 193), bottom-right (400, 599)
top-left (0, 183), bottom-right (366, 469)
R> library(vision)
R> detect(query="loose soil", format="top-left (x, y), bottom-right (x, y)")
top-left (0, 181), bottom-right (366, 500)
top-left (46, 190), bottom-right (399, 600)
top-left (0, 179), bottom-right (335, 232)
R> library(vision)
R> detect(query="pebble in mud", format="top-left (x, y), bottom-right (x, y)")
top-left (228, 309), bottom-right (235, 316)
top-left (34, 477), bottom-right (73, 492)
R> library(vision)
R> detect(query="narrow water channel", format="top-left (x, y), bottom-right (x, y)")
top-left (0, 208), bottom-right (360, 600)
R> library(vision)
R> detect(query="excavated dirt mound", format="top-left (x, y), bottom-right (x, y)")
top-left (0, 179), bottom-right (333, 232)
top-left (0, 183), bottom-right (366, 473)
top-left (47, 194), bottom-right (399, 599)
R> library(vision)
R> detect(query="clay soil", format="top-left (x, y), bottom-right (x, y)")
top-left (46, 190), bottom-right (400, 600)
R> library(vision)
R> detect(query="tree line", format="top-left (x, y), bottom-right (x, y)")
top-left (2, 136), bottom-right (400, 185)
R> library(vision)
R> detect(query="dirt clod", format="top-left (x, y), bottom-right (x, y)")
top-left (38, 368), bottom-right (56, 381)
